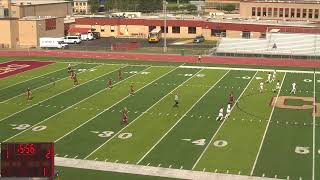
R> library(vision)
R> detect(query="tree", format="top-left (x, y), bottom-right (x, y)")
top-left (89, 0), bottom-right (100, 13)
top-left (186, 4), bottom-right (197, 12)
top-left (222, 4), bottom-right (236, 12)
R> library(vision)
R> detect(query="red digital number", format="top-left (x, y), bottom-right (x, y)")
top-left (17, 144), bottom-right (36, 155)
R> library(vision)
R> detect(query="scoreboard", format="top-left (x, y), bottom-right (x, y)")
top-left (1, 143), bottom-right (54, 177)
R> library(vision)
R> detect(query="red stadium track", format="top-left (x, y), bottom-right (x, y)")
top-left (0, 50), bottom-right (320, 68)
top-left (0, 60), bottom-right (54, 79)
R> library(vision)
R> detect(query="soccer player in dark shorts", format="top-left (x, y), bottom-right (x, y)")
top-left (130, 83), bottom-right (134, 96)
top-left (228, 92), bottom-right (235, 106)
top-left (108, 78), bottom-right (113, 89)
top-left (122, 107), bottom-right (128, 124)
top-left (72, 72), bottom-right (79, 86)
top-left (26, 88), bottom-right (32, 100)
top-left (118, 68), bottom-right (123, 81)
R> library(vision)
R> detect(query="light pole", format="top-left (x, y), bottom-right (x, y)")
top-left (163, 0), bottom-right (167, 53)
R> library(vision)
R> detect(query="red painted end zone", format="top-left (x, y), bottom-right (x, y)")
top-left (1, 50), bottom-right (320, 68)
top-left (0, 60), bottom-right (54, 79)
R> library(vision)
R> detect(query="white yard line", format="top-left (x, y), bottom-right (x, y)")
top-left (312, 70), bottom-right (316, 180)
top-left (55, 157), bottom-right (279, 180)
top-left (0, 64), bottom-right (107, 123)
top-left (179, 65), bottom-right (320, 74)
top-left (54, 66), bottom-right (178, 143)
top-left (192, 71), bottom-right (258, 170)
top-left (137, 70), bottom-right (231, 164)
top-left (84, 68), bottom-right (203, 159)
top-left (0, 65), bottom-right (66, 92)
top-left (250, 72), bottom-right (287, 175)
top-left (0, 64), bottom-right (100, 104)
top-left (3, 65), bottom-right (148, 142)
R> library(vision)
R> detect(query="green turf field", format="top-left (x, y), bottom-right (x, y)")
top-left (0, 57), bottom-right (319, 180)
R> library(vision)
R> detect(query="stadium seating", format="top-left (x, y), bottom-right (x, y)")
top-left (216, 32), bottom-right (320, 56)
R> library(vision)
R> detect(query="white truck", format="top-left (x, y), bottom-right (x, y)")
top-left (64, 36), bottom-right (81, 44)
top-left (80, 32), bottom-right (94, 41)
top-left (39, 37), bottom-right (68, 49)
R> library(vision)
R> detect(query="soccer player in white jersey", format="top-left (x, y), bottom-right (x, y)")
top-left (259, 82), bottom-right (264, 93)
top-left (290, 82), bottom-right (297, 95)
top-left (273, 80), bottom-right (281, 93)
top-left (266, 72), bottom-right (272, 83)
top-left (224, 103), bottom-right (232, 119)
top-left (216, 106), bottom-right (224, 121)
top-left (271, 70), bottom-right (276, 82)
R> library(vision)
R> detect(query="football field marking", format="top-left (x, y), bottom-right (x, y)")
top-left (191, 71), bottom-right (258, 170)
top-left (3, 65), bottom-right (145, 142)
top-left (137, 70), bottom-right (231, 164)
top-left (54, 66), bottom-right (178, 143)
top-left (312, 70), bottom-right (316, 180)
top-left (84, 69), bottom-right (203, 160)
top-left (250, 72), bottom-right (287, 175)
top-left (0, 63), bottom-right (107, 123)
top-left (0, 64), bottom-right (98, 104)
top-left (0, 64), bottom-right (66, 92)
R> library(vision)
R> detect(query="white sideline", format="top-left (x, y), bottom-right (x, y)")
top-left (3, 65), bottom-right (146, 142)
top-left (312, 70), bottom-right (316, 180)
top-left (0, 64), bottom-right (66, 92)
top-left (55, 157), bottom-right (279, 180)
top-left (250, 72), bottom-right (287, 175)
top-left (192, 71), bottom-right (258, 170)
top-left (54, 66), bottom-right (179, 143)
top-left (84, 67), bottom-right (201, 159)
top-left (137, 70), bottom-right (231, 164)
top-left (179, 65), bottom-right (319, 74)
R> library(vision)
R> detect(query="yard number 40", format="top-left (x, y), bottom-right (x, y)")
top-left (295, 146), bottom-right (320, 154)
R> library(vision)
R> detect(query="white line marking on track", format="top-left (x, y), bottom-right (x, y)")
top-left (54, 66), bottom-right (177, 143)
top-left (84, 67), bottom-right (198, 160)
top-left (192, 71), bottom-right (258, 170)
top-left (250, 72), bottom-right (286, 175)
top-left (137, 70), bottom-right (231, 164)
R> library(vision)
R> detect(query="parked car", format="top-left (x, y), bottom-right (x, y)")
top-left (80, 33), bottom-right (94, 41)
top-left (40, 37), bottom-right (68, 49)
top-left (64, 36), bottom-right (81, 44)
top-left (92, 32), bottom-right (101, 39)
top-left (193, 35), bottom-right (205, 43)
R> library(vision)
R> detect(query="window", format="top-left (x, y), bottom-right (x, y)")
top-left (4, 8), bottom-right (9, 17)
top-left (297, 9), bottom-right (301, 18)
top-left (263, 8), bottom-right (266, 16)
top-left (211, 29), bottom-right (226, 37)
top-left (268, 8), bottom-right (272, 17)
top-left (303, 9), bottom-right (307, 18)
top-left (279, 8), bottom-right (283, 17)
top-left (315, 9), bottom-right (319, 18)
top-left (309, 9), bottom-right (313, 18)
top-left (252, 7), bottom-right (256, 16)
top-left (188, 27), bottom-right (196, 34)
top-left (242, 31), bottom-right (251, 39)
top-left (149, 26), bottom-right (156, 32)
top-left (285, 8), bottom-right (289, 18)
top-left (291, 8), bottom-right (295, 18)
top-left (101, 26), bottom-right (105, 32)
top-left (172, 26), bottom-right (180, 33)
top-left (110, 26), bottom-right (115, 32)
top-left (257, 7), bottom-right (261, 16)
top-left (161, 26), bottom-right (168, 33)
top-left (274, 8), bottom-right (278, 17)
top-left (75, 2), bottom-right (78, 6)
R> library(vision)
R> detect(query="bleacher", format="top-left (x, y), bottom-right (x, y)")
top-left (216, 32), bottom-right (320, 56)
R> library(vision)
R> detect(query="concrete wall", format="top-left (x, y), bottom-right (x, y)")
top-left (0, 19), bottom-right (19, 48)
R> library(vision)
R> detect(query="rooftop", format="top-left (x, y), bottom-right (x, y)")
top-left (12, 0), bottom-right (70, 6)
top-left (20, 16), bottom-right (57, 20)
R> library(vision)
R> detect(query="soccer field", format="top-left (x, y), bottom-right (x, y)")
top-left (0, 57), bottom-right (319, 180)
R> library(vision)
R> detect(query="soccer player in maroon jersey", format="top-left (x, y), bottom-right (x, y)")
top-left (118, 68), bottom-right (123, 80)
top-left (72, 71), bottom-right (78, 86)
top-left (122, 107), bottom-right (128, 124)
top-left (26, 88), bottom-right (32, 100)
top-left (108, 78), bottom-right (113, 89)
top-left (130, 83), bottom-right (134, 96)
top-left (228, 91), bottom-right (235, 106)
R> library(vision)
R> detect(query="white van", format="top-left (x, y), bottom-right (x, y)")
top-left (40, 37), bottom-right (68, 49)
top-left (64, 36), bottom-right (81, 44)
top-left (80, 33), bottom-right (94, 41)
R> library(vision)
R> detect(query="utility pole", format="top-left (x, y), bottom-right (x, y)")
top-left (163, 0), bottom-right (167, 53)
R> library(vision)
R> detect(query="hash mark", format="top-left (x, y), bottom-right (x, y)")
top-left (147, 163), bottom-right (150, 166)
top-left (74, 155), bottom-right (78, 159)
top-left (214, 169), bottom-right (218, 173)
top-left (94, 158), bottom-right (98, 160)
top-left (115, 160), bottom-right (118, 163)
top-left (203, 168), bottom-right (206, 172)
top-left (64, 155), bottom-right (68, 158)
top-left (158, 164), bottom-right (162, 167)
top-left (262, 173), bottom-right (265, 177)
top-left (180, 166), bottom-right (183, 169)
top-left (169, 165), bottom-right (172, 168)
top-left (104, 158), bottom-right (108, 162)
top-left (238, 171), bottom-right (241, 175)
